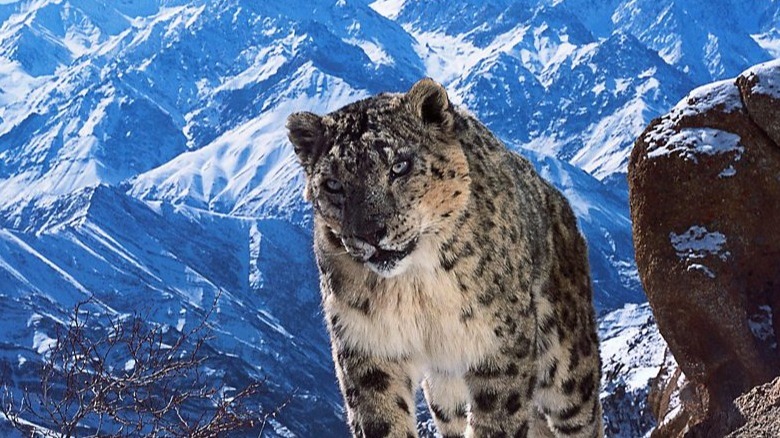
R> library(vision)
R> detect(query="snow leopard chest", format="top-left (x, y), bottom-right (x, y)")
top-left (325, 260), bottom-right (500, 373)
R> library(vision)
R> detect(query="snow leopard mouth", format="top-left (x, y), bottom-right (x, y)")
top-left (366, 238), bottom-right (418, 272)
top-left (368, 239), bottom-right (417, 266)
top-left (338, 231), bottom-right (419, 274)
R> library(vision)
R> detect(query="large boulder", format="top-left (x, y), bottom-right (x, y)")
top-left (629, 59), bottom-right (780, 435)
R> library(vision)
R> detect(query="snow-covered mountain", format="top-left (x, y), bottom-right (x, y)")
top-left (599, 303), bottom-right (671, 438)
top-left (0, 0), bottom-right (776, 435)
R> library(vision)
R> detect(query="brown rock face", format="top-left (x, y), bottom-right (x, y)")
top-left (629, 59), bottom-right (780, 435)
top-left (727, 376), bottom-right (780, 437)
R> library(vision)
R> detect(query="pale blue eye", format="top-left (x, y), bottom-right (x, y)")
top-left (324, 179), bottom-right (343, 193)
top-left (391, 159), bottom-right (411, 177)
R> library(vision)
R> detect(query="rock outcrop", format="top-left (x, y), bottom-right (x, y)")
top-left (727, 376), bottom-right (780, 437)
top-left (629, 59), bottom-right (780, 435)
top-left (647, 350), bottom-right (709, 437)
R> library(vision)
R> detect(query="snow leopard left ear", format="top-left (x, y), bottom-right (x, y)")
top-left (405, 78), bottom-right (453, 131)
top-left (287, 111), bottom-right (325, 170)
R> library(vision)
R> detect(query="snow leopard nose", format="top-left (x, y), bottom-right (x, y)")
top-left (352, 222), bottom-right (387, 247)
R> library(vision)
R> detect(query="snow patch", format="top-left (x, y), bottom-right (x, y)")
top-left (216, 31), bottom-right (304, 92)
top-left (407, 24), bottom-right (530, 86)
top-left (132, 64), bottom-right (367, 216)
top-left (752, 31), bottom-right (780, 58)
top-left (176, 308), bottom-right (186, 332)
top-left (599, 303), bottom-right (669, 436)
top-left (369, 0), bottom-right (406, 20)
top-left (646, 127), bottom-right (744, 164)
top-left (704, 33), bottom-right (723, 79)
top-left (345, 38), bottom-right (395, 66)
top-left (748, 305), bottom-right (777, 348)
top-left (672, 79), bottom-right (743, 116)
top-left (718, 165), bottom-right (737, 178)
top-left (742, 58), bottom-right (780, 99)
top-left (32, 330), bottom-right (57, 355)
top-left (268, 418), bottom-right (297, 438)
top-left (670, 226), bottom-right (728, 261)
top-left (686, 263), bottom-right (715, 278)
top-left (573, 98), bottom-right (650, 179)
top-left (670, 226), bottom-right (728, 278)
top-left (615, 78), bottom-right (630, 94)
top-left (249, 222), bottom-right (264, 289)
top-left (658, 361), bottom-right (687, 428)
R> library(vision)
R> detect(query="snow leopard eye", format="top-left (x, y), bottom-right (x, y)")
top-left (390, 159), bottom-right (412, 178)
top-left (323, 178), bottom-right (343, 193)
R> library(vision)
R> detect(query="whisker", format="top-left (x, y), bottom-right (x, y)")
top-left (319, 249), bottom-right (349, 257)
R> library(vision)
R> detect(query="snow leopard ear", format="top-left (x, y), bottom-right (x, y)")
top-left (287, 111), bottom-right (325, 170)
top-left (405, 78), bottom-right (453, 131)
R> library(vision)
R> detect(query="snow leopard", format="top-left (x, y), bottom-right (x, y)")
top-left (287, 78), bottom-right (603, 438)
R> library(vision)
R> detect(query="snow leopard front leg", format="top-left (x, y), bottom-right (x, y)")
top-left (464, 338), bottom-right (539, 438)
top-left (421, 371), bottom-right (470, 437)
top-left (331, 339), bottom-right (418, 438)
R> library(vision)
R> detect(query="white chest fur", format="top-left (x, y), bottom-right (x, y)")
top-left (324, 245), bottom-right (499, 374)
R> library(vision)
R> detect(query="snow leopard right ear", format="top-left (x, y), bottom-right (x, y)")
top-left (405, 78), bottom-right (453, 132)
top-left (287, 111), bottom-right (325, 170)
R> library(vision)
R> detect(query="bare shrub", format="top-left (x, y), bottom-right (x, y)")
top-left (1, 295), bottom-right (281, 437)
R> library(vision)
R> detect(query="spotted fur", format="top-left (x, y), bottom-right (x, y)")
top-left (288, 78), bottom-right (603, 438)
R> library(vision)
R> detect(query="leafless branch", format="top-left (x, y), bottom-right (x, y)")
top-left (0, 292), bottom-right (285, 437)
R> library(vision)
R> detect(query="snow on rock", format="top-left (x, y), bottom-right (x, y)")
top-left (638, 78), bottom-right (745, 169)
top-left (741, 58), bottom-right (780, 99)
top-left (646, 127), bottom-right (744, 163)
top-left (669, 226), bottom-right (727, 256)
top-left (737, 58), bottom-right (780, 147)
top-left (669, 225), bottom-right (729, 278)
top-left (671, 79), bottom-right (744, 117)
top-left (656, 356), bottom-right (687, 429)
top-left (748, 305), bottom-right (777, 348)
top-left (718, 165), bottom-right (737, 178)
